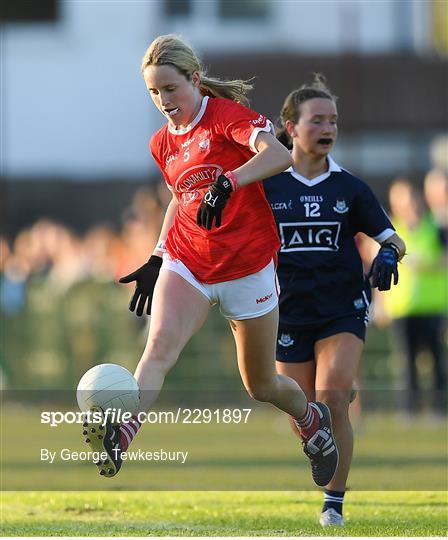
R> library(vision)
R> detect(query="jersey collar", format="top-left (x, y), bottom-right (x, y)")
top-left (286, 155), bottom-right (342, 186)
top-left (168, 96), bottom-right (209, 135)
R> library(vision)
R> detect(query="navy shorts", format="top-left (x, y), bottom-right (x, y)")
top-left (276, 314), bottom-right (368, 363)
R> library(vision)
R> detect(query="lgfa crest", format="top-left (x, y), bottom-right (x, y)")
top-left (278, 333), bottom-right (294, 347)
top-left (333, 198), bottom-right (349, 214)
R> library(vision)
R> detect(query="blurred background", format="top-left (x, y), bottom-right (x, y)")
top-left (1, 0), bottom-right (447, 420)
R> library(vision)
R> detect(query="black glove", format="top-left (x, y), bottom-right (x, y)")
top-left (197, 175), bottom-right (234, 230)
top-left (368, 243), bottom-right (399, 291)
top-left (118, 255), bottom-right (162, 316)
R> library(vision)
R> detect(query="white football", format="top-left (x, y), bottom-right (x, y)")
top-left (76, 363), bottom-right (140, 415)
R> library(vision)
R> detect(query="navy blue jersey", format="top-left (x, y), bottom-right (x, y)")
top-left (263, 157), bottom-right (395, 328)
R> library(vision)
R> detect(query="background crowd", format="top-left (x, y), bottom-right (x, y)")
top-left (2, 185), bottom-right (167, 308)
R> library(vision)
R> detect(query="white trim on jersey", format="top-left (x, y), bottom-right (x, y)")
top-left (286, 155), bottom-right (342, 186)
top-left (248, 120), bottom-right (275, 153)
top-left (168, 96), bottom-right (209, 135)
top-left (374, 228), bottom-right (396, 243)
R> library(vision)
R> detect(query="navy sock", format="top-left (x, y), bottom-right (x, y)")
top-left (322, 489), bottom-right (345, 515)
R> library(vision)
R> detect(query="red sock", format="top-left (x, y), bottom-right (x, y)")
top-left (119, 415), bottom-right (141, 451)
top-left (294, 403), bottom-right (319, 440)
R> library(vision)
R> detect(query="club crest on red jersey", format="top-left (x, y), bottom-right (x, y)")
top-left (198, 130), bottom-right (210, 151)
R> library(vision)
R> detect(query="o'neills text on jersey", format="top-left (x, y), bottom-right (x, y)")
top-left (300, 195), bottom-right (323, 202)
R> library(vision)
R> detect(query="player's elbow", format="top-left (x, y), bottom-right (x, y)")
top-left (278, 144), bottom-right (293, 170)
top-left (257, 132), bottom-right (293, 173)
top-left (267, 143), bottom-right (293, 177)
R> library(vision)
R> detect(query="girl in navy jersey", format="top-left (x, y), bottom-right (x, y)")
top-left (264, 74), bottom-right (406, 527)
top-left (83, 36), bottom-right (339, 487)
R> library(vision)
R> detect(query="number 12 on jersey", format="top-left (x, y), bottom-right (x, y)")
top-left (304, 202), bottom-right (321, 217)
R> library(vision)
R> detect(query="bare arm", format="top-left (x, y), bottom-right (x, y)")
top-left (153, 194), bottom-right (179, 257)
top-left (232, 131), bottom-right (293, 187)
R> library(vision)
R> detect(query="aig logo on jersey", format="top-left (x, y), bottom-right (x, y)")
top-left (279, 222), bottom-right (341, 252)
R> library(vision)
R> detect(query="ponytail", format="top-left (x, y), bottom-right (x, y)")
top-left (199, 75), bottom-right (253, 107)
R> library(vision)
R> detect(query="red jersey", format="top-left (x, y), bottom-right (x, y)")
top-left (150, 96), bottom-right (280, 284)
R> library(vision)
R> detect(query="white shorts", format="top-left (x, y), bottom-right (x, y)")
top-left (161, 254), bottom-right (279, 320)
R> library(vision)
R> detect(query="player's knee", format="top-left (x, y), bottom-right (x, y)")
top-left (245, 381), bottom-right (275, 403)
top-left (320, 391), bottom-right (351, 418)
top-left (141, 333), bottom-right (179, 373)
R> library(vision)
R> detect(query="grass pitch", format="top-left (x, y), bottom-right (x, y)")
top-left (1, 490), bottom-right (447, 536)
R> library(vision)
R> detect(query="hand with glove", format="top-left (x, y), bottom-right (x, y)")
top-left (196, 172), bottom-right (238, 230)
top-left (119, 255), bottom-right (162, 316)
top-left (368, 243), bottom-right (400, 291)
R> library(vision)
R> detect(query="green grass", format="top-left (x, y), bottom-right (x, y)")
top-left (1, 490), bottom-right (447, 536)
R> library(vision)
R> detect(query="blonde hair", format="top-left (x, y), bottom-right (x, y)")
top-left (141, 34), bottom-right (253, 106)
top-left (277, 73), bottom-right (337, 149)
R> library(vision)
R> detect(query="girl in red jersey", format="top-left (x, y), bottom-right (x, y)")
top-left (83, 35), bottom-right (338, 485)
